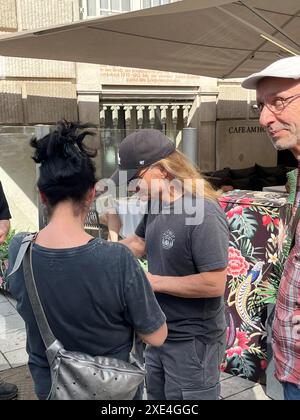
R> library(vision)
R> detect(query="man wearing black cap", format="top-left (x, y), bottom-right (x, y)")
top-left (111, 129), bottom-right (176, 186)
top-left (114, 129), bottom-right (229, 400)
top-left (0, 182), bottom-right (18, 400)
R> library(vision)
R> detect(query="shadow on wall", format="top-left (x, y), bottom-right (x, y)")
top-left (0, 92), bottom-right (78, 125)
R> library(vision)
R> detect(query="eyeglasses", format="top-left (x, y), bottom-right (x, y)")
top-left (253, 93), bottom-right (300, 115)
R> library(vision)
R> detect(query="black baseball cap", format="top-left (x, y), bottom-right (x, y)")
top-left (111, 129), bottom-right (176, 186)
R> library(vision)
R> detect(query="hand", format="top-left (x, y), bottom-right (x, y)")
top-left (0, 231), bottom-right (6, 245)
top-left (0, 220), bottom-right (10, 245)
top-left (292, 298), bottom-right (300, 350)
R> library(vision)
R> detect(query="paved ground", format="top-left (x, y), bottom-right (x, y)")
top-left (0, 291), bottom-right (271, 400)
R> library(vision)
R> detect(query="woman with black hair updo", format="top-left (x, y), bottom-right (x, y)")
top-left (7, 121), bottom-right (167, 400)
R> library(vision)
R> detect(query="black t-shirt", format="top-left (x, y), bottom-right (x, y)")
top-left (8, 234), bottom-right (165, 399)
top-left (0, 182), bottom-right (11, 220)
top-left (135, 196), bottom-right (229, 342)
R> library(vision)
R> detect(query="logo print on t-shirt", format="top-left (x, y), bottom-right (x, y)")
top-left (161, 230), bottom-right (175, 250)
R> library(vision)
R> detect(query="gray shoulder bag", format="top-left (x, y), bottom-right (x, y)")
top-left (11, 234), bottom-right (146, 400)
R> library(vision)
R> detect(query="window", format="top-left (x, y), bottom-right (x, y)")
top-left (143, 0), bottom-right (171, 8)
top-left (85, 0), bottom-right (131, 17)
top-left (84, 0), bottom-right (172, 17)
top-left (87, 0), bottom-right (97, 16)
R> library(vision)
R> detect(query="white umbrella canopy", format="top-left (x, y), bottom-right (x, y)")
top-left (0, 0), bottom-right (299, 78)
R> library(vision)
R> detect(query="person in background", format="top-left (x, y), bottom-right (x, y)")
top-left (112, 129), bottom-right (229, 400)
top-left (96, 190), bottom-right (148, 242)
top-left (0, 182), bottom-right (11, 246)
top-left (242, 55), bottom-right (300, 400)
top-left (7, 121), bottom-right (167, 400)
top-left (0, 182), bottom-right (18, 400)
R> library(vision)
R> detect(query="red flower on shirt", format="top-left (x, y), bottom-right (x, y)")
top-left (227, 247), bottom-right (249, 278)
top-left (226, 329), bottom-right (250, 357)
top-left (227, 206), bottom-right (244, 219)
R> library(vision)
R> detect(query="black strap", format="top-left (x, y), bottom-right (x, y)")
top-left (23, 237), bottom-right (56, 349)
top-left (290, 205), bottom-right (300, 249)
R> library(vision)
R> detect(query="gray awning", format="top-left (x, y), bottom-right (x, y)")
top-left (0, 0), bottom-right (299, 78)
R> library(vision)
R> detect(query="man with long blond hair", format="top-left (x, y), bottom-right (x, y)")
top-left (112, 129), bottom-right (229, 400)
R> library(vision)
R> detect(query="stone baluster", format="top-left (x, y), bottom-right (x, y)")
top-left (160, 105), bottom-right (168, 133)
top-left (148, 105), bottom-right (157, 129)
top-left (136, 105), bottom-right (145, 129)
top-left (171, 105), bottom-right (180, 132)
top-left (124, 105), bottom-right (133, 132)
top-left (183, 105), bottom-right (191, 127)
top-left (99, 106), bottom-right (107, 129)
top-left (111, 105), bottom-right (120, 129)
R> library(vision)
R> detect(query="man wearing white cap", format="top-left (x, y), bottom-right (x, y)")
top-left (242, 56), bottom-right (300, 400)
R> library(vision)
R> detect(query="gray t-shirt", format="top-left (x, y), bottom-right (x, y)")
top-left (8, 234), bottom-right (165, 400)
top-left (135, 196), bottom-right (229, 342)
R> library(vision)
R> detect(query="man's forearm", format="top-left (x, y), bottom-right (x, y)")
top-left (147, 270), bottom-right (227, 298)
top-left (120, 235), bottom-right (146, 258)
top-left (0, 219), bottom-right (10, 244)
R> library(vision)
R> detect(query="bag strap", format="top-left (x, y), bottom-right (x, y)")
top-left (22, 236), bottom-right (57, 349)
top-left (7, 233), bottom-right (36, 278)
top-left (290, 204), bottom-right (300, 248)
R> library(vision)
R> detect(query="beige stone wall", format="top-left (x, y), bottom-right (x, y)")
top-left (0, 80), bottom-right (78, 124)
top-left (98, 65), bottom-right (202, 87)
top-left (0, 1), bottom-right (78, 125)
top-left (0, 0), bottom-right (17, 31)
top-left (25, 81), bottom-right (78, 124)
top-left (0, 80), bottom-right (24, 124)
top-left (216, 120), bottom-right (277, 170)
top-left (217, 85), bottom-right (248, 120)
top-left (3, 57), bottom-right (75, 78)
top-left (212, 81), bottom-right (277, 170)
top-left (17, 0), bottom-right (75, 30)
top-left (76, 63), bottom-right (103, 92)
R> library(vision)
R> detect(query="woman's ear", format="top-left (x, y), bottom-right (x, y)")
top-left (87, 187), bottom-right (96, 204)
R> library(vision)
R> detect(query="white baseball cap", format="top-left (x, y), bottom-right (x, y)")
top-left (242, 56), bottom-right (300, 89)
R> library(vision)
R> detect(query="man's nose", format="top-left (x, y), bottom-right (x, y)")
top-left (259, 105), bottom-right (277, 127)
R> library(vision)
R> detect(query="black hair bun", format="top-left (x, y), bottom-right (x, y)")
top-left (31, 120), bottom-right (97, 164)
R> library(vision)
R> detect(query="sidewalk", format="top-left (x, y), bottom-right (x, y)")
top-left (0, 292), bottom-right (271, 400)
top-left (0, 292), bottom-right (28, 372)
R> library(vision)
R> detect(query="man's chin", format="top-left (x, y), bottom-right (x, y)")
top-left (269, 136), bottom-right (292, 151)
